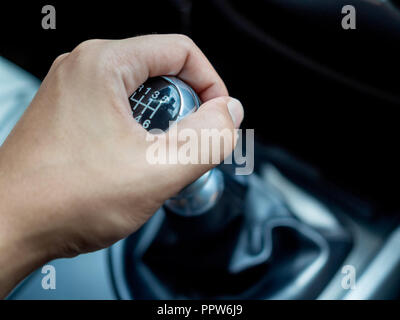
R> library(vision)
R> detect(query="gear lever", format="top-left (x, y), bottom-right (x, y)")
top-left (129, 76), bottom-right (224, 216)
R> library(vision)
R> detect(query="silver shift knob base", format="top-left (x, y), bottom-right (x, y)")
top-left (162, 76), bottom-right (225, 217)
top-left (165, 168), bottom-right (224, 216)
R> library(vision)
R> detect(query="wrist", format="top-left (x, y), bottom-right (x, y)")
top-left (0, 165), bottom-right (52, 298)
top-left (0, 229), bottom-right (51, 299)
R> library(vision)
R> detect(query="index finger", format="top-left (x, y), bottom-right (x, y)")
top-left (111, 34), bottom-right (229, 102)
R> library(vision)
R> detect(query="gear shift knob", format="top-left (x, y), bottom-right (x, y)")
top-left (129, 76), bottom-right (224, 216)
top-left (130, 76), bottom-right (200, 131)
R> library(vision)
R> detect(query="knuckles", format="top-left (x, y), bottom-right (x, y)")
top-left (51, 53), bottom-right (69, 68)
top-left (46, 39), bottom-right (118, 92)
top-left (49, 34), bottom-right (197, 81)
top-left (71, 39), bottom-right (104, 57)
top-left (61, 39), bottom-right (117, 76)
top-left (172, 34), bottom-right (196, 51)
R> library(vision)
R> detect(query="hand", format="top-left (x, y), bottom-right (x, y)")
top-left (0, 34), bottom-right (244, 298)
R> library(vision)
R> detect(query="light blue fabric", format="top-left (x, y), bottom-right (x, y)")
top-left (0, 57), bottom-right (40, 145)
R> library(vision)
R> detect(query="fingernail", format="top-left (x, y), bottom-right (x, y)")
top-left (227, 98), bottom-right (244, 129)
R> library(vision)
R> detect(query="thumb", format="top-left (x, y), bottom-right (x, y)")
top-left (163, 96), bottom-right (244, 189)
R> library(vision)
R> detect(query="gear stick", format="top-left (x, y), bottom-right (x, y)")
top-left (129, 76), bottom-right (224, 216)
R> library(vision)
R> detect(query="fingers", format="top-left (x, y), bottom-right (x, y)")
top-left (54, 35), bottom-right (240, 191)
top-left (111, 34), bottom-right (229, 102)
top-left (156, 96), bottom-right (244, 189)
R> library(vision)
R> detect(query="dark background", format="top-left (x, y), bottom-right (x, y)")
top-left (1, 0), bottom-right (399, 213)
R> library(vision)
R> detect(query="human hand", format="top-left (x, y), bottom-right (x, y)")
top-left (0, 34), bottom-right (244, 298)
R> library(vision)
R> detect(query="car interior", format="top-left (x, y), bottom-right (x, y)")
top-left (1, 0), bottom-right (399, 300)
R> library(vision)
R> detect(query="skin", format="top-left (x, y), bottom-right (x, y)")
top-left (0, 34), bottom-right (244, 298)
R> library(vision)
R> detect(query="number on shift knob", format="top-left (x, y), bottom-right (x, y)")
top-left (129, 76), bottom-right (201, 131)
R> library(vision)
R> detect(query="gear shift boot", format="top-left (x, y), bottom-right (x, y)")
top-left (109, 160), bottom-right (352, 299)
